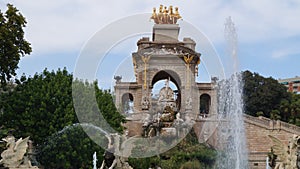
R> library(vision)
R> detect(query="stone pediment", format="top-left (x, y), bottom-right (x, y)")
top-left (138, 44), bottom-right (199, 56)
top-left (134, 44), bottom-right (200, 66)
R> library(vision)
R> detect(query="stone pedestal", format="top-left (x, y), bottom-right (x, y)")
top-left (153, 24), bottom-right (179, 42)
top-left (161, 127), bottom-right (177, 137)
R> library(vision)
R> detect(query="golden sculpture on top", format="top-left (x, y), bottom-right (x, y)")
top-left (150, 5), bottom-right (182, 24)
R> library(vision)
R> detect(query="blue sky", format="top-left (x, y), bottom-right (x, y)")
top-left (1, 0), bottom-right (300, 89)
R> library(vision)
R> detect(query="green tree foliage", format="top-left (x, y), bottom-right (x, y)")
top-left (0, 68), bottom-right (125, 168)
top-left (243, 70), bottom-right (300, 126)
top-left (128, 131), bottom-right (217, 169)
top-left (0, 4), bottom-right (31, 86)
top-left (242, 70), bottom-right (289, 117)
top-left (180, 160), bottom-right (202, 169)
top-left (72, 80), bottom-right (125, 133)
top-left (285, 93), bottom-right (300, 125)
top-left (270, 109), bottom-right (281, 120)
top-left (95, 86), bottom-right (126, 133)
top-left (38, 125), bottom-right (105, 169)
top-left (0, 68), bottom-right (75, 144)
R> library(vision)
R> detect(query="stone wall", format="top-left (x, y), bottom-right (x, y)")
top-left (193, 114), bottom-right (300, 169)
top-left (244, 114), bottom-right (300, 169)
top-left (123, 120), bottom-right (143, 137)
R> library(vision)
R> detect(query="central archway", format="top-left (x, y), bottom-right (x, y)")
top-left (151, 70), bottom-right (181, 88)
top-left (151, 70), bottom-right (182, 111)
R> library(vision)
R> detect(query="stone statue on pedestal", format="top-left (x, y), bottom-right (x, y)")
top-left (0, 135), bottom-right (38, 169)
top-left (157, 78), bottom-right (177, 112)
top-left (174, 112), bottom-right (184, 125)
top-left (141, 96), bottom-right (150, 110)
top-left (99, 134), bottom-right (133, 169)
top-left (158, 78), bottom-right (174, 103)
top-left (159, 106), bottom-right (175, 124)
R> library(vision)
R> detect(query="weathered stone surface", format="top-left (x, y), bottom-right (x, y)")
top-left (160, 127), bottom-right (177, 136)
top-left (192, 114), bottom-right (300, 169)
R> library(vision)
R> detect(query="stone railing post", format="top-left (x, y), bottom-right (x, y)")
top-left (276, 120), bottom-right (281, 130)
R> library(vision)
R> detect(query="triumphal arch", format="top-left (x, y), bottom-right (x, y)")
top-left (114, 5), bottom-right (217, 136)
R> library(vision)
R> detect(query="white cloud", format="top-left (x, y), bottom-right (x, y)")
top-left (272, 47), bottom-right (300, 59)
top-left (1, 0), bottom-right (300, 58)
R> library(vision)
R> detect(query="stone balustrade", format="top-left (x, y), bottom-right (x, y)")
top-left (244, 114), bottom-right (300, 135)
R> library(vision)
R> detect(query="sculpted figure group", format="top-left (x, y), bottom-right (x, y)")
top-left (150, 5), bottom-right (182, 24)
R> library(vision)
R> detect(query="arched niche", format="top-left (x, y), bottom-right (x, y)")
top-left (121, 93), bottom-right (134, 114)
top-left (200, 93), bottom-right (211, 116)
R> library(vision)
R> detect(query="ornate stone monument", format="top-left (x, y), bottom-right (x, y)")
top-left (114, 5), bottom-right (217, 137)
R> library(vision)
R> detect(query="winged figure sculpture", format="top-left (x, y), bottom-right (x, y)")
top-left (0, 135), bottom-right (37, 168)
top-left (268, 134), bottom-right (300, 169)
